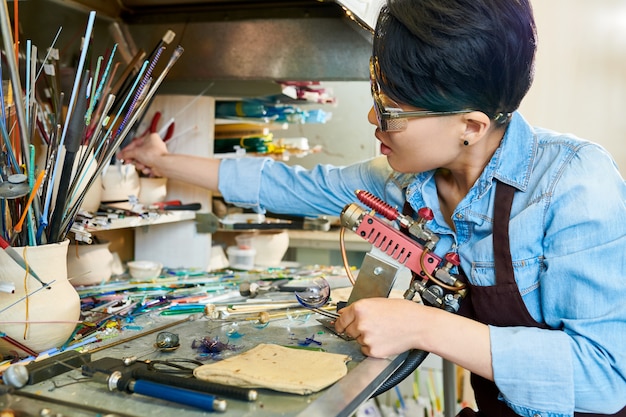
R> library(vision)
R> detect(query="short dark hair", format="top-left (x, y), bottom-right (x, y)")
top-left (373, 0), bottom-right (537, 124)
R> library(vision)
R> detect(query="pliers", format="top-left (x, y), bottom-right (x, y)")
top-left (144, 111), bottom-right (175, 142)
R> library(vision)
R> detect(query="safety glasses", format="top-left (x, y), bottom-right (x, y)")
top-left (369, 57), bottom-right (472, 132)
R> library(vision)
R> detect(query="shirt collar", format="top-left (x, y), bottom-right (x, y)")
top-left (490, 111), bottom-right (536, 192)
top-left (401, 111), bottom-right (537, 206)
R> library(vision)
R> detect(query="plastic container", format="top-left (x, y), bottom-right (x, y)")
top-left (227, 246), bottom-right (256, 270)
top-left (235, 234), bottom-right (254, 249)
top-left (249, 231), bottom-right (289, 267)
top-left (127, 260), bottom-right (163, 281)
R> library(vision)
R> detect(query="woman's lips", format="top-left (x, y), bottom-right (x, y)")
top-left (377, 135), bottom-right (391, 155)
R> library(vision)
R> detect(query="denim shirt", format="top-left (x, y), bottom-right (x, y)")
top-left (219, 112), bottom-right (626, 417)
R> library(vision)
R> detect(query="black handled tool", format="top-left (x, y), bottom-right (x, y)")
top-left (83, 357), bottom-right (256, 402)
top-left (132, 367), bottom-right (257, 402)
top-left (48, 70), bottom-right (89, 242)
top-left (93, 370), bottom-right (227, 413)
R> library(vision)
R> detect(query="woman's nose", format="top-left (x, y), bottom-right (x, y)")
top-left (367, 106), bottom-right (378, 127)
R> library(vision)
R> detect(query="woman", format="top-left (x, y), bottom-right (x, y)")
top-left (118, 0), bottom-right (626, 416)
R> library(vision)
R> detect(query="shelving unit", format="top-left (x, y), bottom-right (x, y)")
top-left (94, 94), bottom-right (215, 269)
top-left (89, 210), bottom-right (196, 231)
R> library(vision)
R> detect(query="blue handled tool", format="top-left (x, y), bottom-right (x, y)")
top-left (130, 379), bottom-right (227, 412)
top-left (103, 370), bottom-right (227, 413)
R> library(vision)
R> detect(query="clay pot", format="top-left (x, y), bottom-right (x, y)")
top-left (67, 240), bottom-right (114, 287)
top-left (101, 163), bottom-right (140, 203)
top-left (138, 177), bottom-right (168, 205)
top-left (0, 240), bottom-right (81, 355)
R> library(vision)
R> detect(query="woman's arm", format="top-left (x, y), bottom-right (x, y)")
top-left (333, 298), bottom-right (494, 380)
top-left (119, 132), bottom-right (396, 216)
top-left (118, 132), bottom-right (221, 190)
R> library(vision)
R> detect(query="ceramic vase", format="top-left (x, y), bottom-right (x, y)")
top-left (138, 177), bottom-right (168, 205)
top-left (66, 240), bottom-right (114, 287)
top-left (0, 240), bottom-right (80, 355)
top-left (101, 163), bottom-right (140, 203)
top-left (251, 231), bottom-right (290, 266)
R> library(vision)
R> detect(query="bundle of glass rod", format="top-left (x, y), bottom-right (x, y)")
top-left (0, 6), bottom-right (183, 247)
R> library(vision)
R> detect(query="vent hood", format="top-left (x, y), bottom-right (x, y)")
top-left (11, 0), bottom-right (380, 96)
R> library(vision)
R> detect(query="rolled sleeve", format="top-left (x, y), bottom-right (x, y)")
top-left (218, 155), bottom-right (395, 216)
top-left (218, 157), bottom-right (271, 211)
top-left (490, 143), bottom-right (626, 416)
top-left (491, 326), bottom-right (574, 417)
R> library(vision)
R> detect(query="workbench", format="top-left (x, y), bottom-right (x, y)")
top-left (0, 299), bottom-right (405, 417)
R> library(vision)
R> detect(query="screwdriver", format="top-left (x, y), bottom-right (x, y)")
top-left (94, 370), bottom-right (228, 412)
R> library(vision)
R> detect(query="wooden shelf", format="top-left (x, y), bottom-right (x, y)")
top-left (86, 210), bottom-right (197, 232)
top-left (287, 229), bottom-right (372, 252)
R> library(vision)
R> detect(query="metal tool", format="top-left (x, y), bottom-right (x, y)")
top-left (1, 350), bottom-right (92, 387)
top-left (317, 188), bottom-right (469, 408)
top-left (150, 200), bottom-right (201, 211)
top-left (132, 367), bottom-right (257, 402)
top-left (90, 369), bottom-right (227, 412)
top-left (47, 69), bottom-right (90, 242)
top-left (84, 356), bottom-right (257, 403)
top-left (195, 211), bottom-right (331, 234)
top-left (0, 174), bottom-right (30, 198)
top-left (0, 235), bottom-right (48, 287)
top-left (0, 385), bottom-right (139, 417)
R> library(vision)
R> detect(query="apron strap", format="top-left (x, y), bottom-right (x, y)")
top-left (493, 182), bottom-right (516, 285)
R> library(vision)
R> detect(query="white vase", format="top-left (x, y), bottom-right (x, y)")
top-left (0, 240), bottom-right (80, 355)
top-left (67, 240), bottom-right (114, 287)
top-left (250, 231), bottom-right (290, 266)
top-left (100, 163), bottom-right (140, 203)
top-left (138, 177), bottom-right (168, 205)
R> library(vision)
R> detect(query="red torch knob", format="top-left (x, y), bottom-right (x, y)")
top-left (417, 207), bottom-right (434, 221)
top-left (444, 252), bottom-right (460, 266)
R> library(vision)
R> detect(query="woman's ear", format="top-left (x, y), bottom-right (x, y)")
top-left (461, 111), bottom-right (492, 144)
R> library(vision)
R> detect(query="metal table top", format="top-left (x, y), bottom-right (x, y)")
top-left (0, 309), bottom-right (402, 417)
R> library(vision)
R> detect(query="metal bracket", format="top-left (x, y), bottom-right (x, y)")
top-left (346, 252), bottom-right (400, 305)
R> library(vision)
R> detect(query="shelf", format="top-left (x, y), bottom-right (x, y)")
top-left (287, 229), bottom-right (372, 252)
top-left (86, 210), bottom-right (197, 232)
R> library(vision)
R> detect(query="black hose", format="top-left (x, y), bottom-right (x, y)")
top-left (371, 348), bottom-right (430, 397)
top-left (372, 301), bottom-right (460, 397)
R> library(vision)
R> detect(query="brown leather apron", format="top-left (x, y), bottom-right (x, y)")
top-left (456, 182), bottom-right (626, 417)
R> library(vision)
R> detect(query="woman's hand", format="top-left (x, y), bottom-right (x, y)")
top-left (118, 132), bottom-right (169, 177)
top-left (334, 298), bottom-right (426, 358)
top-left (335, 297), bottom-right (494, 380)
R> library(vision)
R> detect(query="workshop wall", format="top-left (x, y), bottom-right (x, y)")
top-left (517, 0), bottom-right (625, 173)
